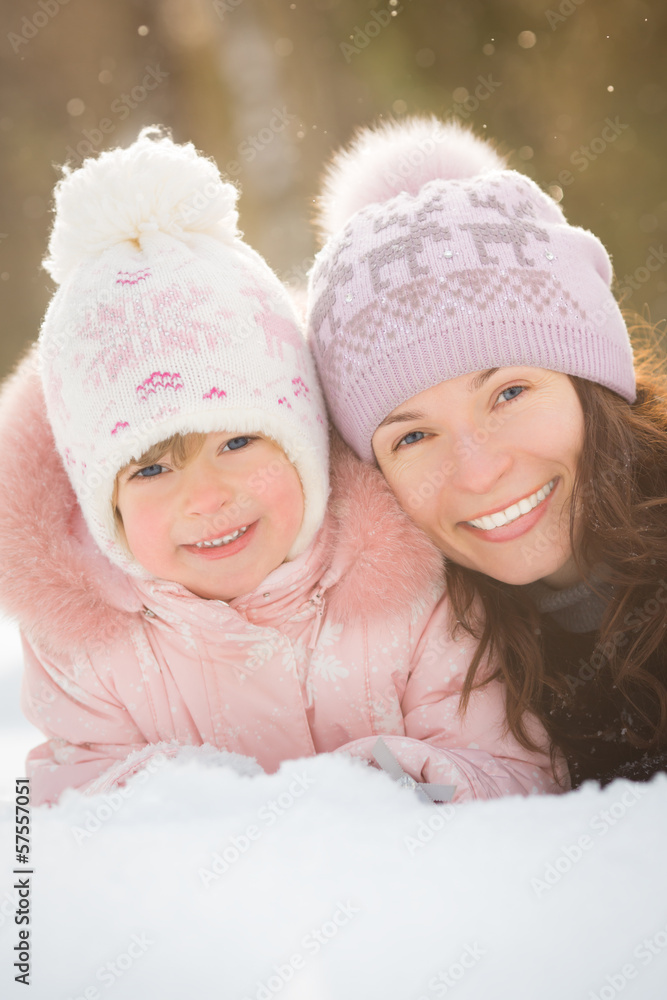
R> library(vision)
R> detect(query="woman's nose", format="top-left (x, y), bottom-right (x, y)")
top-left (448, 431), bottom-right (513, 495)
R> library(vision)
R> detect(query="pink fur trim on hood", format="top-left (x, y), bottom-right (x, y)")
top-left (0, 348), bottom-right (444, 659)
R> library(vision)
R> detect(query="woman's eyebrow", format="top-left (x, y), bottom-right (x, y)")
top-left (376, 409), bottom-right (426, 429)
top-left (467, 367), bottom-right (501, 392)
top-left (377, 368), bottom-right (506, 430)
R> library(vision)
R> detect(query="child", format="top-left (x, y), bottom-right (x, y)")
top-left (0, 128), bottom-right (562, 805)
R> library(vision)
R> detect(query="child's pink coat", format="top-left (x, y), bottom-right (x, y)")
top-left (0, 351), bottom-right (564, 804)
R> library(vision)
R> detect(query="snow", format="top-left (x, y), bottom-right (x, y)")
top-left (0, 621), bottom-right (42, 800)
top-left (1, 617), bottom-right (667, 999)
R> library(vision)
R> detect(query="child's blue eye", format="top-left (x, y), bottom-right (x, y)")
top-left (223, 436), bottom-right (253, 451)
top-left (397, 430), bottom-right (426, 448)
top-left (498, 385), bottom-right (525, 403)
top-left (134, 464), bottom-right (167, 479)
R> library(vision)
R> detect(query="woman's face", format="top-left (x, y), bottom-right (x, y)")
top-left (371, 367), bottom-right (585, 588)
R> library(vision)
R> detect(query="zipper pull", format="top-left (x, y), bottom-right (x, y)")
top-left (308, 591), bottom-right (326, 649)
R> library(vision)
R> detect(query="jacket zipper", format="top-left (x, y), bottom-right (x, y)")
top-left (308, 590), bottom-right (326, 649)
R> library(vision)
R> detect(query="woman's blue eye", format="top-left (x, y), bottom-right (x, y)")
top-left (134, 464), bottom-right (166, 479)
top-left (499, 385), bottom-right (524, 403)
top-left (224, 436), bottom-right (252, 451)
top-left (398, 430), bottom-right (426, 448)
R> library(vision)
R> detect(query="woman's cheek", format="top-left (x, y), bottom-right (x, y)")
top-left (397, 471), bottom-right (433, 529)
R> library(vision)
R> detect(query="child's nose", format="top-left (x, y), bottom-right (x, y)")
top-left (182, 463), bottom-right (235, 516)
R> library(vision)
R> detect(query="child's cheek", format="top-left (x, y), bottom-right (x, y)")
top-left (282, 468), bottom-right (306, 530)
top-left (255, 464), bottom-right (305, 533)
top-left (122, 496), bottom-right (173, 572)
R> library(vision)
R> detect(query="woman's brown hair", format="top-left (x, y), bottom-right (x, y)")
top-left (446, 326), bottom-right (667, 775)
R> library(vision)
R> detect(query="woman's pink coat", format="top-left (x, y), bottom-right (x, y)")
top-left (0, 352), bottom-right (564, 804)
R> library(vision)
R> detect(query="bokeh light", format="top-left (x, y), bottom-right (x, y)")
top-left (0, 0), bottom-right (665, 376)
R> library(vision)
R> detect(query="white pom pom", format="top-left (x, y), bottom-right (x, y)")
top-left (44, 127), bottom-right (240, 284)
top-left (317, 116), bottom-right (507, 239)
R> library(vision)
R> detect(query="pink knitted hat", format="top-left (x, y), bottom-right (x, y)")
top-left (306, 117), bottom-right (635, 462)
top-left (39, 128), bottom-right (329, 573)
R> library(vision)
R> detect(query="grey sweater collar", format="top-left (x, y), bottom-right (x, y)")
top-left (522, 573), bottom-right (615, 633)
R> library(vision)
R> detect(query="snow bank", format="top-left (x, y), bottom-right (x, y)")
top-left (1, 747), bottom-right (666, 1000)
top-left (0, 621), bottom-right (41, 801)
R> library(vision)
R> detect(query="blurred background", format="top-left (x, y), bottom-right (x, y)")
top-left (1, 0), bottom-right (666, 378)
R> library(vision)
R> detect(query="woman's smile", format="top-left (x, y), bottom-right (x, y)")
top-left (461, 478), bottom-right (559, 542)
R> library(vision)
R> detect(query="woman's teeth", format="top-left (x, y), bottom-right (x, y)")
top-left (467, 480), bottom-right (556, 530)
top-left (195, 526), bottom-right (249, 548)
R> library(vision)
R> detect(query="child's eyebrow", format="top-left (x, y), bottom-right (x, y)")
top-left (131, 452), bottom-right (171, 467)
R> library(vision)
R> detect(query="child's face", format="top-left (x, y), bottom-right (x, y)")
top-left (115, 433), bottom-right (305, 601)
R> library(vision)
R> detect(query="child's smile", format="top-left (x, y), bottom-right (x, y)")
top-left (181, 520), bottom-right (256, 558)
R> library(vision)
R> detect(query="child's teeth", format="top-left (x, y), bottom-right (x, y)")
top-left (467, 480), bottom-right (555, 530)
top-left (196, 526), bottom-right (248, 548)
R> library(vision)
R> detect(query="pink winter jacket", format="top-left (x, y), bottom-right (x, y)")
top-left (0, 351), bottom-right (564, 805)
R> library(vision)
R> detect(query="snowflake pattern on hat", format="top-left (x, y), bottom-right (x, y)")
top-left (308, 122), bottom-right (635, 462)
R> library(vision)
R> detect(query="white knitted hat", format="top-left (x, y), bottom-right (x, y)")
top-left (39, 127), bottom-right (329, 574)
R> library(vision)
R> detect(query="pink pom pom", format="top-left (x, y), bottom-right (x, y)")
top-left (317, 116), bottom-right (507, 239)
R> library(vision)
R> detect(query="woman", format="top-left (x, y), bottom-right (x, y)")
top-left (306, 116), bottom-right (667, 788)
